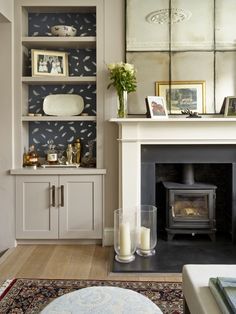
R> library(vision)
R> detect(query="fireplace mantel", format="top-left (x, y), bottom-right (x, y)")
top-left (110, 117), bottom-right (236, 211)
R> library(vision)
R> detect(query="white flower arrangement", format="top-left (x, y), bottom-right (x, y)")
top-left (107, 62), bottom-right (137, 94)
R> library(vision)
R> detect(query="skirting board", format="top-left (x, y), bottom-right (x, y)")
top-left (16, 239), bottom-right (102, 245)
top-left (14, 229), bottom-right (114, 246)
top-left (103, 228), bottom-right (114, 246)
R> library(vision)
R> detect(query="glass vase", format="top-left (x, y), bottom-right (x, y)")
top-left (136, 205), bottom-right (157, 257)
top-left (117, 90), bottom-right (128, 118)
top-left (114, 208), bottom-right (137, 263)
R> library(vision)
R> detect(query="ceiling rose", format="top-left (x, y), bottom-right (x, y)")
top-left (146, 8), bottom-right (192, 24)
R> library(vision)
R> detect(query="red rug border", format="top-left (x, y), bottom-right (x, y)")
top-left (0, 279), bottom-right (17, 301)
top-left (0, 277), bottom-right (182, 300)
top-left (2, 277), bottom-right (182, 284)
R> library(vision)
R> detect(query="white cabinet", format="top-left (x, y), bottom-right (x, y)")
top-left (59, 176), bottom-right (103, 239)
top-left (16, 175), bottom-right (103, 239)
top-left (16, 176), bottom-right (58, 239)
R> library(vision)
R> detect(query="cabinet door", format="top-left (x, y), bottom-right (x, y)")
top-left (16, 176), bottom-right (58, 239)
top-left (59, 175), bottom-right (103, 239)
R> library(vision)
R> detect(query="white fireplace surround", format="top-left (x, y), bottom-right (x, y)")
top-left (111, 117), bottom-right (236, 213)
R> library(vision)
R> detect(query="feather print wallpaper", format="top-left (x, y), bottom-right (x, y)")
top-left (28, 13), bottom-right (96, 37)
top-left (27, 12), bottom-right (97, 159)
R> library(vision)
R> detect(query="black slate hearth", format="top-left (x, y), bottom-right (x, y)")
top-left (112, 235), bottom-right (236, 273)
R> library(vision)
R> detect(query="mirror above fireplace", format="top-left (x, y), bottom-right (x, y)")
top-left (126, 0), bottom-right (236, 115)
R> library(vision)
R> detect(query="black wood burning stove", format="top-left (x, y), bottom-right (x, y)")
top-left (163, 164), bottom-right (217, 241)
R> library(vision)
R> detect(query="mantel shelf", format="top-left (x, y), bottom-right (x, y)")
top-left (22, 116), bottom-right (96, 122)
top-left (21, 76), bottom-right (96, 85)
top-left (110, 116), bottom-right (236, 123)
top-left (22, 36), bottom-right (96, 49)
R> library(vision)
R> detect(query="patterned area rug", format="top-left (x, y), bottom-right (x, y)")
top-left (0, 278), bottom-right (183, 314)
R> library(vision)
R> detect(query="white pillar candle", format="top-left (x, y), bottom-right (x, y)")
top-left (140, 226), bottom-right (150, 250)
top-left (119, 222), bottom-right (131, 256)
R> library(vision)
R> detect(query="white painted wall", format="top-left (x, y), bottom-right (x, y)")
top-left (103, 0), bottom-right (124, 229)
top-left (0, 20), bottom-right (15, 251)
top-left (0, 0), bottom-right (13, 21)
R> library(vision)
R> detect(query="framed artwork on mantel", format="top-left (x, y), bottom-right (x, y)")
top-left (156, 81), bottom-right (206, 114)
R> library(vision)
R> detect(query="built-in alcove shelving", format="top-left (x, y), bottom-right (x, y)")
top-left (14, 1), bottom-right (104, 164)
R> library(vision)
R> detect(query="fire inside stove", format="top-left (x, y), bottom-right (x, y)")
top-left (173, 195), bottom-right (208, 219)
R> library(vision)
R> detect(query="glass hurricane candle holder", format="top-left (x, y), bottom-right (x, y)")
top-left (136, 205), bottom-right (157, 257)
top-left (114, 208), bottom-right (137, 263)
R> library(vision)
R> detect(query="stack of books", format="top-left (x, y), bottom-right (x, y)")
top-left (209, 277), bottom-right (236, 314)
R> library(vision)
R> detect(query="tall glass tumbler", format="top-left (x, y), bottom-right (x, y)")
top-left (136, 205), bottom-right (157, 256)
top-left (114, 209), bottom-right (137, 263)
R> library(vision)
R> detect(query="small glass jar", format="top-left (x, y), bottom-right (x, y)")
top-left (136, 205), bottom-right (157, 257)
top-left (114, 208), bottom-right (137, 263)
top-left (46, 140), bottom-right (58, 164)
top-left (47, 149), bottom-right (58, 164)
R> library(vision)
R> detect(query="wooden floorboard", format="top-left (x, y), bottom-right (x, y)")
top-left (0, 245), bottom-right (182, 283)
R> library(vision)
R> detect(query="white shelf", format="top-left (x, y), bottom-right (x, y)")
top-left (10, 168), bottom-right (106, 175)
top-left (24, 6), bottom-right (96, 14)
top-left (22, 116), bottom-right (96, 121)
top-left (22, 36), bottom-right (96, 49)
top-left (21, 76), bottom-right (96, 85)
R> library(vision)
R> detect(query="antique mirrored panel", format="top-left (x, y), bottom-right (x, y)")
top-left (170, 0), bottom-right (214, 51)
top-left (215, 52), bottom-right (236, 112)
top-left (126, 0), bottom-right (236, 114)
top-left (215, 0), bottom-right (236, 50)
top-left (170, 52), bottom-right (214, 113)
top-left (126, 52), bottom-right (169, 114)
top-left (126, 0), bottom-right (170, 51)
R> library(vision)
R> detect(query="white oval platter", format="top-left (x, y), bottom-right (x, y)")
top-left (43, 94), bottom-right (84, 116)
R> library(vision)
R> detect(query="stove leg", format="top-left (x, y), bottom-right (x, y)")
top-left (167, 233), bottom-right (174, 241)
top-left (209, 233), bottom-right (216, 242)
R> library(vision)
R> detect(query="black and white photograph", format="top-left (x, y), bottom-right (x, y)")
top-left (31, 49), bottom-right (68, 77)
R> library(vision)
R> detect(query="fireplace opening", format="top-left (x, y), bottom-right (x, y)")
top-left (162, 164), bottom-right (217, 241)
top-left (155, 163), bottom-right (232, 241)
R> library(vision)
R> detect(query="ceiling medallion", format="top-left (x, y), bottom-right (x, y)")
top-left (146, 8), bottom-right (192, 24)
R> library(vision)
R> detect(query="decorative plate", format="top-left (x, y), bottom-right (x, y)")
top-left (43, 94), bottom-right (84, 116)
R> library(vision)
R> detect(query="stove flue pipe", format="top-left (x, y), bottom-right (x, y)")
top-left (182, 163), bottom-right (195, 185)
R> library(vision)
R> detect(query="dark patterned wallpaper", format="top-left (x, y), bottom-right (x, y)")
top-left (29, 121), bottom-right (96, 156)
top-left (28, 13), bottom-right (96, 37)
top-left (27, 12), bottom-right (97, 160)
top-left (28, 84), bottom-right (96, 116)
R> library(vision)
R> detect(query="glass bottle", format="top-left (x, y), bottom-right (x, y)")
top-left (46, 140), bottom-right (58, 164)
top-left (27, 145), bottom-right (39, 167)
top-left (81, 140), bottom-right (96, 168)
top-left (23, 147), bottom-right (28, 167)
